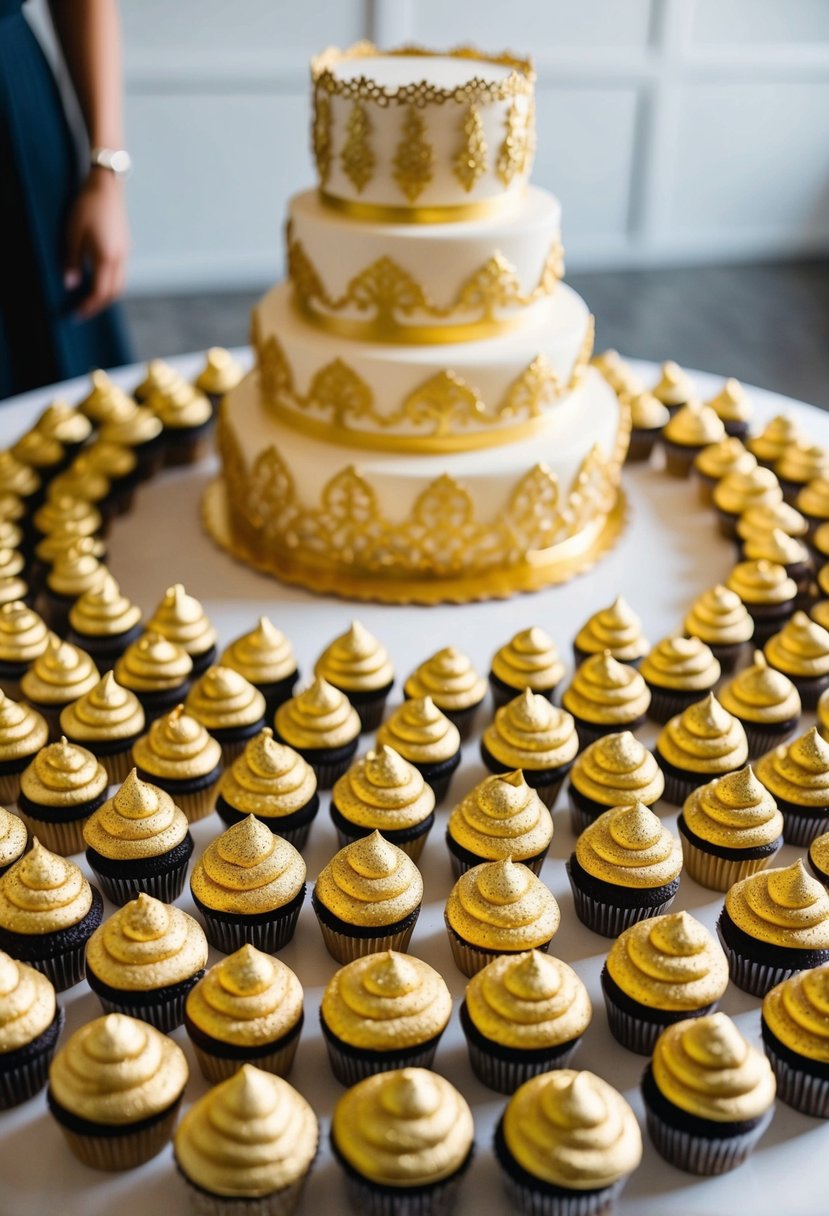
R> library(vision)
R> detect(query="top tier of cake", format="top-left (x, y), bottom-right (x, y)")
top-left (311, 43), bottom-right (535, 217)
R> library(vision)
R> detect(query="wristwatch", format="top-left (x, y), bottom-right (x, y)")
top-left (89, 147), bottom-right (132, 178)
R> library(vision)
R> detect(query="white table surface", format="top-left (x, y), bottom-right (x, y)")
top-left (2, 353), bottom-right (829, 1216)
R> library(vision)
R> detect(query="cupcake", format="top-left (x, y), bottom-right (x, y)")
top-left (495, 1070), bottom-right (642, 1216)
top-left (755, 726), bottom-right (829, 846)
top-left (742, 528), bottom-right (812, 594)
top-left (48, 1012), bottom-right (188, 1170)
top-left (655, 693), bottom-right (748, 806)
top-left (185, 665), bottom-right (267, 763)
top-left (561, 651), bottom-right (650, 745)
top-left (146, 583), bottom-right (217, 675)
top-left (707, 377), bottom-right (753, 439)
top-left (46, 457), bottom-right (111, 516)
top-left (98, 401), bottom-right (165, 481)
top-left (776, 442), bottom-right (829, 502)
top-left (330, 745), bottom-right (435, 860)
top-left (274, 676), bottom-right (360, 789)
top-left (150, 380), bottom-right (214, 465)
top-left (567, 802), bottom-right (683, 938)
top-left (641, 1013), bottom-right (775, 1175)
top-left (714, 465), bottom-right (783, 540)
top-left (376, 696), bottom-right (461, 804)
top-left (190, 815), bottom-right (306, 955)
top-left (678, 765), bottom-right (784, 890)
top-left (572, 596), bottom-right (648, 666)
top-left (40, 539), bottom-right (108, 632)
top-left (83, 769), bottom-right (194, 905)
top-left (34, 399), bottom-right (93, 460)
top-left (694, 437), bottom-right (756, 505)
top-left (330, 1069), bottom-right (473, 1216)
top-left (661, 401), bottom-right (725, 477)
top-left (220, 616), bottom-right (299, 714)
top-left (625, 388), bottom-right (669, 462)
top-left (19, 634), bottom-right (100, 737)
top-left (31, 530), bottom-right (107, 600)
top-left (0, 951), bottom-right (63, 1110)
top-left (84, 440), bottom-right (139, 516)
top-left (446, 770), bottom-right (554, 877)
top-left (403, 647), bottom-right (487, 740)
top-left (0, 690), bottom-right (48, 803)
top-left (31, 493), bottom-right (102, 546)
top-left (16, 738), bottom-right (108, 856)
top-left (717, 860), bottom-right (829, 996)
top-left (194, 346), bottom-right (244, 408)
top-left (797, 476), bottom-right (829, 534)
top-left (175, 1065), bottom-right (318, 1216)
top-left (651, 360), bottom-right (695, 416)
top-left (684, 584), bottom-right (754, 672)
top-left (445, 859), bottom-right (560, 977)
top-left (0, 548), bottom-right (28, 608)
top-left (313, 832), bottom-right (422, 964)
top-left (640, 635), bottom-right (720, 724)
top-left (184, 945), bottom-right (304, 1083)
top-left (59, 672), bottom-right (145, 785)
top-left (11, 429), bottom-right (65, 484)
top-left (0, 808), bottom-right (26, 878)
top-left (808, 831), bottom-right (829, 888)
top-left (718, 650), bottom-right (801, 756)
top-left (65, 574), bottom-right (143, 671)
top-left (736, 500), bottom-right (809, 549)
top-left (602, 912), bottom-right (729, 1055)
top-left (489, 627), bottom-right (565, 709)
top-left (0, 452), bottom-right (40, 512)
top-left (461, 951), bottom-right (591, 1093)
top-left (568, 731), bottom-right (664, 834)
top-left (133, 358), bottom-right (178, 405)
top-left (314, 620), bottom-right (394, 731)
top-left (114, 630), bottom-right (193, 722)
top-left (78, 369), bottom-right (137, 424)
top-left (320, 951), bottom-right (452, 1085)
top-left (132, 703), bottom-right (223, 823)
top-left (480, 690), bottom-right (579, 808)
top-left (761, 965), bottom-right (829, 1117)
top-left (215, 727), bottom-right (319, 848)
top-left (0, 840), bottom-right (103, 989)
top-left (764, 611), bottom-right (829, 708)
top-left (85, 893), bottom-right (207, 1031)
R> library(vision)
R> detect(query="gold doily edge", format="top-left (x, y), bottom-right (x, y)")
top-left (201, 477), bottom-right (628, 606)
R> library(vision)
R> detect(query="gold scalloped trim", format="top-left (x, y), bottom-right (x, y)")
top-left (311, 43), bottom-right (534, 104)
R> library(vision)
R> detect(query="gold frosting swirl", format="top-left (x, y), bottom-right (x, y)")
top-left (0, 601), bottom-right (50, 665)
top-left (185, 665), bottom-right (266, 730)
top-left (562, 652), bottom-right (651, 725)
top-left (195, 347), bottom-right (244, 396)
top-left (68, 574), bottom-right (142, 639)
top-left (797, 477), bottom-right (829, 522)
top-left (0, 452), bottom-right (39, 499)
top-left (84, 440), bottom-right (137, 482)
top-left (570, 731), bottom-right (664, 807)
top-left (132, 704), bottom-right (222, 781)
top-left (185, 945), bottom-right (303, 1046)
top-left (764, 611), bottom-right (829, 678)
top-left (376, 696), bottom-right (460, 766)
top-left (49, 1012), bottom-right (188, 1124)
top-left (150, 381), bottom-right (212, 429)
top-left (0, 690), bottom-right (48, 762)
top-left (606, 912), bottom-right (728, 1010)
top-left (724, 860), bottom-right (829, 948)
top-left (445, 859), bottom-right (560, 951)
top-left (147, 584), bottom-right (217, 656)
top-left (218, 728), bottom-right (316, 817)
top-left (47, 457), bottom-right (110, 506)
top-left (275, 677), bottom-right (360, 750)
top-left (573, 596), bottom-right (648, 662)
top-left (0, 808), bottom-right (26, 871)
top-left (663, 401), bottom-right (724, 447)
top-left (190, 815), bottom-right (305, 914)
top-left (35, 400), bottom-right (93, 446)
top-left (133, 359), bottom-right (179, 403)
top-left (744, 528), bottom-right (810, 569)
top-left (448, 771), bottom-right (553, 863)
top-left (114, 631), bottom-right (193, 693)
top-left (639, 635), bottom-right (720, 692)
top-left (314, 620), bottom-right (394, 693)
top-left (45, 541), bottom-right (108, 599)
top-left (652, 361), bottom-right (694, 408)
top-left (482, 689), bottom-right (579, 771)
top-left (466, 951), bottom-right (591, 1049)
top-left (763, 965), bottom-right (829, 1063)
top-left (713, 466), bottom-right (783, 517)
top-left (35, 496), bottom-right (98, 539)
top-left (83, 769), bottom-right (189, 860)
top-left (707, 378), bottom-right (752, 424)
top-left (20, 737), bottom-right (107, 808)
top-left (682, 765), bottom-right (783, 850)
top-left (0, 951), bottom-right (55, 1051)
top-left (0, 549), bottom-right (24, 584)
top-left (628, 389), bottom-right (669, 431)
top-left (333, 746), bottom-right (434, 831)
top-left (35, 529), bottom-right (105, 569)
top-left (175, 1065), bottom-right (317, 1197)
top-left (98, 403), bottom-right (163, 448)
top-left (314, 831), bottom-right (422, 927)
top-left (404, 647), bottom-right (487, 712)
top-left (20, 635), bottom-right (100, 706)
top-left (656, 693), bottom-right (748, 775)
top-left (694, 437), bottom-right (756, 482)
top-left (651, 1013), bottom-right (775, 1122)
top-left (12, 429), bottom-right (64, 471)
top-left (220, 617), bottom-right (297, 686)
top-left (322, 951), bottom-right (451, 1049)
top-left (575, 802), bottom-right (682, 889)
top-left (718, 650), bottom-right (801, 726)
top-left (0, 839), bottom-right (92, 933)
top-left (684, 584), bottom-right (754, 647)
top-left (332, 1068), bottom-right (473, 1187)
top-left (60, 671), bottom-right (145, 743)
top-left (736, 501), bottom-right (808, 543)
top-left (78, 370), bottom-right (137, 425)
top-left (776, 442), bottom-right (829, 487)
top-left (503, 1070), bottom-right (642, 1189)
top-left (809, 830), bottom-right (829, 878)
top-left (491, 627), bottom-right (565, 694)
top-left (86, 893), bottom-right (207, 990)
top-left (755, 726), bottom-right (829, 807)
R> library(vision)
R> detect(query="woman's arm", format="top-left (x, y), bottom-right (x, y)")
top-left (49, 0), bottom-right (130, 319)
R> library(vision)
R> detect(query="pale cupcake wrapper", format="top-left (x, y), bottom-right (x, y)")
top-left (90, 857), bottom-right (191, 908)
top-left (445, 920), bottom-right (552, 978)
top-left (0, 770), bottom-right (24, 805)
top-left (176, 777), bottom-right (222, 824)
top-left (316, 912), bottom-right (419, 966)
top-left (679, 837), bottom-right (780, 893)
top-left (644, 1105), bottom-right (773, 1175)
top-left (762, 1037), bottom-right (829, 1118)
top-left (16, 810), bottom-right (90, 857)
top-left (98, 746), bottom-right (136, 786)
top-left (55, 1101), bottom-right (181, 1171)
top-left (180, 1174), bottom-right (310, 1216)
top-left (191, 1033), bottom-right (301, 1086)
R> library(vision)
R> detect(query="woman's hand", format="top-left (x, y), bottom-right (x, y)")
top-left (64, 168), bottom-right (130, 319)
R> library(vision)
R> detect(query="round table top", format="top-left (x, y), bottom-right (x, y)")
top-left (2, 354), bottom-right (829, 1216)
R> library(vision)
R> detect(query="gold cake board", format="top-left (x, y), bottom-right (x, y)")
top-left (202, 476), bottom-right (627, 605)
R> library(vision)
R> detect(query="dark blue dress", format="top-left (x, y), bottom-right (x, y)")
top-left (0, 0), bottom-right (132, 399)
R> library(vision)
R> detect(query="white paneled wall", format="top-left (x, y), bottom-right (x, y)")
top-left (89, 0), bottom-right (829, 290)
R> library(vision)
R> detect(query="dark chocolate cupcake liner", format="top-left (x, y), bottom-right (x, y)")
top-left (216, 793), bottom-right (320, 851)
top-left (716, 923), bottom-right (801, 997)
top-left (644, 1105), bottom-right (772, 1175)
top-left (463, 1031), bottom-right (579, 1095)
top-left (600, 974), bottom-right (716, 1056)
top-left (331, 804), bottom-right (434, 863)
top-left (572, 716), bottom-right (647, 750)
top-left (742, 718), bottom-right (799, 758)
top-left (332, 1137), bottom-right (472, 1216)
top-left (494, 1121), bottom-right (623, 1216)
top-left (0, 769), bottom-right (25, 805)
top-left (445, 920), bottom-right (552, 978)
top-left (657, 762), bottom-right (708, 808)
top-left (0, 1009), bottom-right (64, 1110)
top-left (646, 685), bottom-right (717, 725)
top-left (307, 748), bottom-right (358, 791)
top-left (780, 804), bottom-right (829, 848)
top-left (567, 870), bottom-right (677, 939)
top-left (489, 674), bottom-right (557, 712)
top-left (345, 690), bottom-right (392, 734)
top-left (137, 770), bottom-right (221, 825)
top-left (628, 428), bottom-right (661, 465)
top-left (316, 912), bottom-right (419, 965)
top-left (446, 831), bottom-right (548, 879)
top-left (188, 645), bottom-right (219, 677)
top-left (90, 857), bottom-right (192, 907)
top-left (762, 1039), bottom-right (829, 1118)
top-left (480, 742), bottom-right (571, 811)
top-left (198, 890), bottom-right (305, 956)
top-left (93, 984), bottom-right (197, 1033)
top-left (321, 1020), bottom-right (443, 1087)
top-left (568, 797), bottom-right (608, 838)
top-left (415, 752), bottom-right (461, 807)
top-left (180, 1173), bottom-right (310, 1216)
top-left (443, 701), bottom-right (483, 743)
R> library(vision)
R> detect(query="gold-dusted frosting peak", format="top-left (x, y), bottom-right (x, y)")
top-left (322, 951), bottom-right (451, 1049)
top-left (134, 359), bottom-right (179, 402)
top-left (332, 1068), bottom-right (473, 1187)
top-left (150, 380), bottom-right (212, 429)
top-left (652, 361), bottom-right (694, 408)
top-left (448, 771), bottom-right (553, 863)
top-left (147, 584), bottom-right (217, 657)
top-left (652, 1013), bottom-right (775, 1122)
top-left (628, 389), bottom-right (669, 431)
top-left (707, 378), bottom-right (752, 424)
top-left (575, 802), bottom-right (682, 889)
top-left (45, 540), bottom-right (108, 599)
top-left (445, 859), bottom-right (560, 952)
top-left (765, 611), bottom-right (829, 679)
top-left (0, 601), bottom-right (49, 665)
top-left (195, 347), bottom-right (244, 396)
top-left (60, 671), bottom-right (145, 744)
top-left (736, 501), bottom-right (808, 543)
top-left (607, 912), bottom-right (728, 1011)
top-left (574, 596), bottom-right (648, 663)
top-left (466, 951), bottom-right (591, 1050)
top-left (33, 495), bottom-right (101, 540)
top-left (114, 631), bottom-right (193, 693)
top-left (275, 677), bottom-right (360, 750)
top-left (315, 620), bottom-right (394, 693)
top-left (218, 728), bottom-right (316, 817)
top-left (68, 574), bottom-right (142, 640)
top-left (763, 965), bottom-right (829, 1063)
top-left (776, 442), bottom-right (829, 487)
top-left (0, 950), bottom-right (55, 1051)
top-left (98, 401), bottom-right (163, 449)
top-left (20, 634), bottom-right (100, 707)
top-left (0, 690), bottom-right (48, 763)
top-left (755, 726), bottom-right (829, 808)
top-left (682, 764), bottom-right (783, 851)
top-left (694, 437), bottom-right (756, 482)
top-left (657, 693), bottom-right (748, 776)
top-left (185, 665), bottom-right (266, 730)
top-left (0, 808), bottom-right (26, 869)
top-left (797, 477), bottom-right (829, 522)
top-left (132, 703), bottom-right (222, 781)
top-left (748, 414), bottom-right (804, 463)
top-left (404, 647), bottom-right (487, 711)
top-left (191, 815), bottom-right (305, 915)
top-left (714, 465), bottom-right (783, 517)
top-left (376, 696), bottom-right (460, 766)
top-left (725, 860), bottom-right (829, 949)
top-left (0, 839), bottom-right (92, 934)
top-left (744, 527), bottom-right (810, 569)
top-left (640, 635), bottom-right (720, 692)
top-left (220, 617), bottom-right (297, 686)
top-left (571, 731), bottom-right (664, 808)
top-left (719, 650), bottom-right (801, 727)
top-left (491, 627), bottom-right (564, 694)
top-left (36, 399), bottom-right (93, 446)
top-left (562, 651), bottom-right (650, 725)
top-left (483, 689), bottom-right (578, 772)
top-left (684, 584), bottom-right (754, 647)
top-left (185, 945), bottom-right (303, 1047)
top-left (0, 451), bottom-right (40, 499)
top-left (86, 893), bottom-right (206, 990)
top-left (83, 769), bottom-right (189, 860)
top-left (20, 737), bottom-right (107, 808)
top-left (663, 401), bottom-right (724, 448)
top-left (333, 745), bottom-right (434, 831)
top-left (12, 428), bottom-right (64, 471)
top-left (503, 1070), bottom-right (642, 1189)
top-left (78, 369), bottom-right (136, 424)
top-left (315, 831), bottom-right (421, 927)
top-left (49, 1012), bottom-right (188, 1124)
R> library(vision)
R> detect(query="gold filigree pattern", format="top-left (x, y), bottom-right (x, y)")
top-left (312, 93), bottom-right (332, 187)
top-left (454, 106), bottom-right (487, 193)
top-left (393, 106), bottom-right (434, 202)
top-left (341, 102), bottom-right (374, 193)
top-left (496, 101), bottom-right (525, 186)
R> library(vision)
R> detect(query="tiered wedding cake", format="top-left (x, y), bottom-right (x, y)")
top-left (205, 44), bottom-right (629, 602)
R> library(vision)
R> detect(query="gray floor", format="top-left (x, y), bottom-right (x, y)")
top-left (124, 259), bottom-right (829, 409)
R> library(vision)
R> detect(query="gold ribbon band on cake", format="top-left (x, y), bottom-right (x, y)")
top-left (318, 190), bottom-right (521, 225)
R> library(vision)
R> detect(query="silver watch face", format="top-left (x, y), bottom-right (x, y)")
top-left (108, 149), bottom-right (132, 176)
